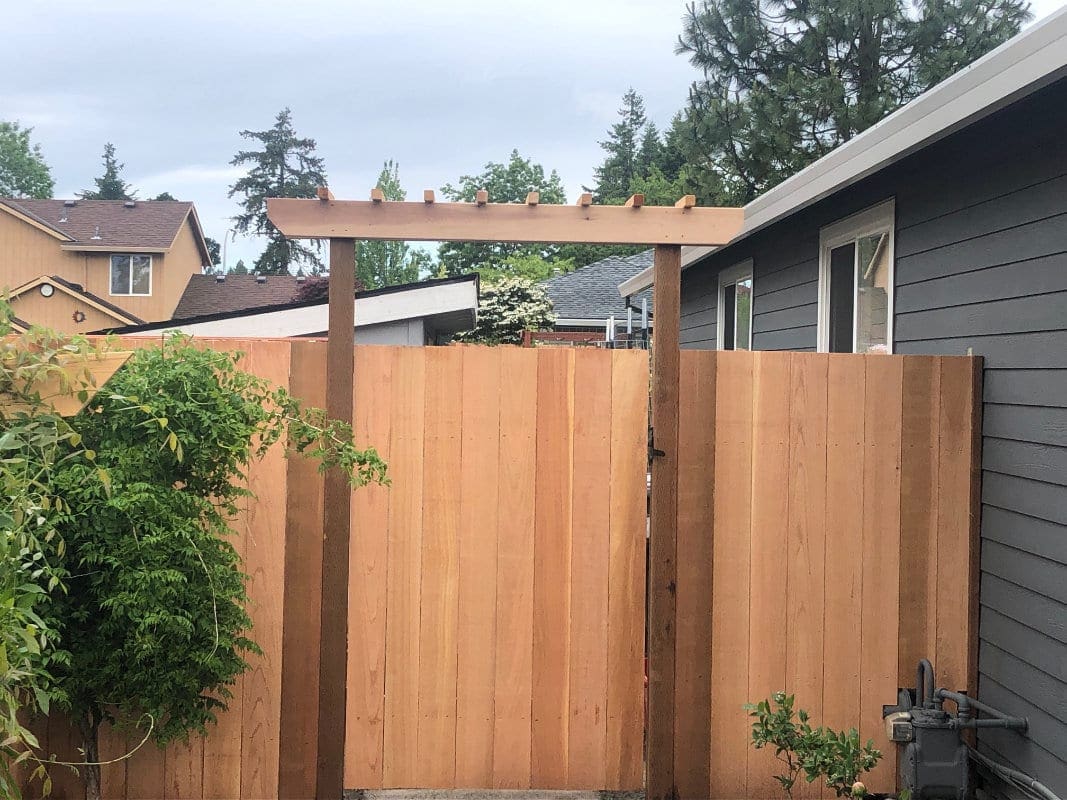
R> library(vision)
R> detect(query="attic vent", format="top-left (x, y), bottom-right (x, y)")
top-left (123, 200), bottom-right (136, 209)
top-left (255, 274), bottom-right (266, 284)
top-left (296, 275), bottom-right (306, 283)
top-left (63, 200), bottom-right (76, 207)
top-left (215, 275), bottom-right (226, 284)
top-left (90, 225), bottom-right (102, 240)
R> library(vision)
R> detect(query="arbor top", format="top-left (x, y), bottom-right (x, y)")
top-left (266, 191), bottom-right (744, 246)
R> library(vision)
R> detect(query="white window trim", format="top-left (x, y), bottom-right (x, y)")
top-left (716, 259), bottom-right (754, 351)
top-left (109, 254), bottom-right (153, 297)
top-left (817, 199), bottom-right (895, 353)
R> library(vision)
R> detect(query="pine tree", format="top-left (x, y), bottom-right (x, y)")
top-left (230, 259), bottom-right (249, 275)
top-left (0, 121), bottom-right (54, 199)
top-left (356, 161), bottom-right (432, 289)
top-left (78, 143), bottom-right (136, 201)
top-left (677, 0), bottom-right (1030, 205)
top-left (229, 108), bottom-right (327, 275)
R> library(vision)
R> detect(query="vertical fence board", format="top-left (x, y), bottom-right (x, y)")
top-left (675, 351), bottom-right (715, 800)
top-left (455, 347), bottom-right (501, 787)
top-left (860, 356), bottom-right (903, 794)
top-left (492, 347), bottom-right (538, 789)
top-left (786, 353), bottom-right (828, 800)
top-left (164, 740), bottom-right (203, 799)
top-left (279, 340), bottom-right (326, 798)
top-left (709, 351), bottom-right (753, 799)
top-left (531, 347), bottom-right (575, 788)
top-left (745, 352), bottom-right (792, 798)
top-left (416, 347), bottom-right (463, 787)
top-left (567, 350), bottom-right (612, 790)
top-left (345, 347), bottom-right (394, 789)
top-left (936, 358), bottom-right (981, 697)
top-left (238, 340), bottom-right (290, 800)
top-left (897, 358), bottom-right (940, 685)
top-left (822, 356), bottom-right (866, 735)
top-left (98, 724), bottom-right (128, 799)
top-left (606, 350), bottom-right (649, 792)
top-left (382, 346), bottom-right (426, 787)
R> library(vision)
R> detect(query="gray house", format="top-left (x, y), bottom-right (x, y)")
top-left (622, 9), bottom-right (1067, 797)
top-left (541, 251), bottom-right (654, 340)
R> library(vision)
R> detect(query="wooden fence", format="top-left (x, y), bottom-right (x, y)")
top-left (670, 351), bottom-right (981, 800)
top-left (25, 340), bottom-right (650, 799)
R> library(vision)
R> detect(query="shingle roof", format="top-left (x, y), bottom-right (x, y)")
top-left (173, 274), bottom-right (314, 319)
top-left (541, 250), bottom-right (654, 321)
top-left (0, 199), bottom-right (200, 252)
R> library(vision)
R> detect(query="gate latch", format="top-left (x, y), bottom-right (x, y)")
top-left (648, 427), bottom-right (665, 462)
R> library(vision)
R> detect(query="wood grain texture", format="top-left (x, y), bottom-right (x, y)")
top-left (492, 347), bottom-right (538, 789)
top-left (279, 340), bottom-right (326, 798)
top-left (566, 349), bottom-right (612, 790)
top-left (746, 352), bottom-right (791, 799)
top-left (606, 350), bottom-right (650, 791)
top-left (455, 347), bottom-right (501, 788)
top-left (240, 340), bottom-right (290, 800)
top-left (531, 347), bottom-right (575, 788)
top-left (675, 351), bottom-right (715, 800)
top-left (709, 351), bottom-right (753, 800)
top-left (345, 346), bottom-right (394, 789)
top-left (164, 739), bottom-right (203, 799)
top-left (648, 245), bottom-right (681, 800)
top-left (381, 346), bottom-right (426, 787)
top-left (416, 346), bottom-right (463, 787)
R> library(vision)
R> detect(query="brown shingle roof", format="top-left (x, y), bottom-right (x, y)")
top-left (1, 199), bottom-right (199, 252)
top-left (173, 274), bottom-right (315, 319)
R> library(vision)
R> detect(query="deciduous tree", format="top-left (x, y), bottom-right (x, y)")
top-left (454, 277), bottom-right (555, 344)
top-left (229, 108), bottom-right (327, 275)
top-left (0, 121), bottom-right (54, 199)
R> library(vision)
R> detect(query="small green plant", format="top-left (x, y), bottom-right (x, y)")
top-left (746, 692), bottom-right (882, 798)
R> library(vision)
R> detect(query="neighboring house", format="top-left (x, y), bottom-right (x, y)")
top-left (173, 273), bottom-right (312, 318)
top-left (98, 274), bottom-right (479, 345)
top-left (538, 251), bottom-right (654, 344)
top-left (0, 199), bottom-right (211, 333)
top-left (622, 9), bottom-right (1067, 796)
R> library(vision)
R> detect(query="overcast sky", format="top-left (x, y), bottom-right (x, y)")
top-left (3, 0), bottom-right (1065, 270)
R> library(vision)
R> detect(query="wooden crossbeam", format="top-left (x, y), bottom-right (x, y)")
top-left (424, 189), bottom-right (435, 203)
top-left (476, 189), bottom-right (489, 206)
top-left (675, 194), bottom-right (696, 208)
top-left (267, 197), bottom-right (744, 246)
top-left (577, 192), bottom-right (593, 207)
top-left (316, 186), bottom-right (334, 202)
top-left (526, 191), bottom-right (539, 206)
top-left (371, 187), bottom-right (385, 203)
top-left (624, 193), bottom-right (645, 208)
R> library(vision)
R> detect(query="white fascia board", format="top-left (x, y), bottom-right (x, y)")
top-left (617, 5), bottom-right (1067, 297)
top-left (618, 245), bottom-right (713, 297)
top-left (128, 279), bottom-right (479, 339)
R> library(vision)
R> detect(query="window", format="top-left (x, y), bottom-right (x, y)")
top-left (717, 260), bottom-right (753, 351)
top-left (818, 200), bottom-right (894, 353)
top-left (110, 254), bottom-right (152, 296)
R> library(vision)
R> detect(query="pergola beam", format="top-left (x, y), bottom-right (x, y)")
top-left (267, 197), bottom-right (744, 246)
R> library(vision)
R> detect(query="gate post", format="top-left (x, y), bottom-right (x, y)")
top-left (648, 244), bottom-right (681, 800)
top-left (317, 237), bottom-right (356, 798)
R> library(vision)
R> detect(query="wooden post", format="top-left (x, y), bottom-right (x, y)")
top-left (317, 238), bottom-right (356, 798)
top-left (648, 244), bottom-right (681, 800)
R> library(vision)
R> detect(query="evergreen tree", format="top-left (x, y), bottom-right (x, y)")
top-left (153, 191), bottom-right (178, 201)
top-left (677, 0), bottom-right (1031, 205)
top-left (204, 236), bottom-right (221, 270)
top-left (590, 89), bottom-right (648, 204)
top-left (229, 259), bottom-right (249, 275)
top-left (229, 108), bottom-right (327, 275)
top-left (0, 121), bottom-right (54, 199)
top-left (437, 150), bottom-right (568, 277)
top-left (357, 161), bottom-right (433, 288)
top-left (77, 142), bottom-right (136, 201)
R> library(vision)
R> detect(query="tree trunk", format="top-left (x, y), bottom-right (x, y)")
top-left (76, 713), bottom-right (101, 800)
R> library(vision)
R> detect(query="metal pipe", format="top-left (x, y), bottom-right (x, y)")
top-left (937, 689), bottom-right (1029, 732)
top-left (918, 659), bottom-right (936, 709)
top-left (968, 746), bottom-right (1062, 800)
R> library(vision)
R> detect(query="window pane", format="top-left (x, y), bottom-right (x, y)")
top-left (110, 255), bottom-right (131, 295)
top-left (828, 244), bottom-right (855, 353)
top-left (722, 283), bottom-right (736, 350)
top-left (131, 256), bottom-right (151, 294)
top-left (856, 232), bottom-right (890, 353)
top-left (735, 277), bottom-right (752, 350)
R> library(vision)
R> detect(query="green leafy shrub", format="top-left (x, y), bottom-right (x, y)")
top-left (746, 691), bottom-right (882, 798)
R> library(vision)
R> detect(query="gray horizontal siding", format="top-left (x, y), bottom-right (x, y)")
top-left (677, 77), bottom-right (1067, 795)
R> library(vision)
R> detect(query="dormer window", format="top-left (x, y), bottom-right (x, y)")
top-left (110, 254), bottom-right (152, 296)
